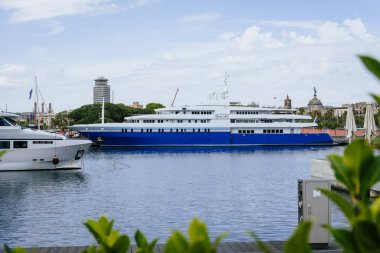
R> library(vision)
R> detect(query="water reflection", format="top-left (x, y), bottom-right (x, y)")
top-left (0, 146), bottom-right (347, 247)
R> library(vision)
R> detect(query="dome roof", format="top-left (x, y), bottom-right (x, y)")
top-left (308, 96), bottom-right (323, 106)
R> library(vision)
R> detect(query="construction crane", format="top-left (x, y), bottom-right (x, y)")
top-left (171, 88), bottom-right (179, 107)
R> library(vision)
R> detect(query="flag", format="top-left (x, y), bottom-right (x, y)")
top-left (29, 88), bottom-right (33, 100)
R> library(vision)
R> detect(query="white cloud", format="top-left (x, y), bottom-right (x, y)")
top-left (318, 21), bottom-right (352, 44)
top-left (254, 20), bottom-right (320, 30)
top-left (0, 76), bottom-right (9, 87)
top-left (233, 25), bottom-right (284, 50)
top-left (125, 0), bottom-right (159, 9)
top-left (219, 32), bottom-right (236, 41)
top-left (180, 12), bottom-right (222, 23)
top-left (0, 64), bottom-right (27, 73)
top-left (343, 18), bottom-right (373, 40)
top-left (282, 31), bottom-right (316, 45)
top-left (0, 0), bottom-right (119, 23)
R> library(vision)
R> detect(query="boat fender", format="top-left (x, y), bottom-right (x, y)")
top-left (52, 156), bottom-right (60, 165)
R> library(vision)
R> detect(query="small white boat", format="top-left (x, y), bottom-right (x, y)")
top-left (0, 112), bottom-right (92, 171)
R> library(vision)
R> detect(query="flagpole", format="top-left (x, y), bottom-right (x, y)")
top-left (35, 76), bottom-right (40, 130)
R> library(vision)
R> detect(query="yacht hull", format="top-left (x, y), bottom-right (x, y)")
top-left (79, 131), bottom-right (334, 147)
top-left (0, 140), bottom-right (92, 171)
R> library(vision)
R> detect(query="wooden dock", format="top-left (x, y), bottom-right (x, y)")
top-left (0, 241), bottom-right (342, 253)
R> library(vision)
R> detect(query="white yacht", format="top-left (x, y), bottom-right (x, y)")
top-left (0, 112), bottom-right (92, 171)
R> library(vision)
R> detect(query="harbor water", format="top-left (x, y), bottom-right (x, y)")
top-left (0, 146), bottom-right (347, 247)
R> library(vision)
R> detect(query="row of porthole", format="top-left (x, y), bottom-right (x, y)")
top-left (121, 129), bottom-right (212, 133)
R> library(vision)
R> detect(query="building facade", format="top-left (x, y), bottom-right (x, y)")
top-left (93, 76), bottom-right (110, 104)
top-left (284, 95), bottom-right (292, 109)
top-left (307, 87), bottom-right (323, 113)
top-left (130, 102), bottom-right (144, 109)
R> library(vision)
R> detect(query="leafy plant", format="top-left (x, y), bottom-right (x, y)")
top-left (83, 216), bottom-right (130, 253)
top-left (134, 230), bottom-right (158, 253)
top-left (320, 139), bottom-right (380, 252)
top-left (249, 220), bottom-right (312, 253)
top-left (164, 218), bottom-right (227, 253)
top-left (2, 245), bottom-right (27, 253)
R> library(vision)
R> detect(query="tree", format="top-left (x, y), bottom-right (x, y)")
top-left (145, 103), bottom-right (165, 112)
top-left (68, 103), bottom-right (162, 125)
top-left (52, 111), bottom-right (72, 130)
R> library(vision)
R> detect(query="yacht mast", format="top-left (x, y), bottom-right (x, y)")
top-left (35, 76), bottom-right (40, 130)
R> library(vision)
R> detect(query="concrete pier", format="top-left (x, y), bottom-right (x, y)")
top-left (311, 159), bottom-right (380, 196)
top-left (0, 241), bottom-right (343, 253)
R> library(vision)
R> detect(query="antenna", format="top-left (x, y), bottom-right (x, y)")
top-left (224, 71), bottom-right (229, 86)
top-left (220, 71), bottom-right (229, 100)
top-left (171, 88), bottom-right (179, 107)
top-left (35, 76), bottom-right (40, 130)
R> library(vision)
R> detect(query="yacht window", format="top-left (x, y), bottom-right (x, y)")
top-left (14, 141), bottom-right (27, 149)
top-left (131, 129), bottom-right (134, 132)
top-left (280, 129), bottom-right (283, 133)
top-left (4, 117), bottom-right (17, 126)
top-left (0, 141), bottom-right (10, 149)
top-left (0, 118), bottom-right (10, 126)
top-left (263, 129), bottom-right (267, 133)
top-left (33, 141), bottom-right (53, 144)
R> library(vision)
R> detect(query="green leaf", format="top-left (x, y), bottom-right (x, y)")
top-left (284, 221), bottom-right (312, 253)
top-left (3, 245), bottom-right (13, 253)
top-left (164, 231), bottom-right (189, 253)
top-left (247, 231), bottom-right (273, 253)
top-left (328, 228), bottom-right (357, 253)
top-left (83, 245), bottom-right (97, 253)
top-left (327, 154), bottom-right (354, 192)
top-left (371, 94), bottom-right (380, 107)
top-left (344, 140), bottom-right (373, 180)
top-left (371, 198), bottom-right (380, 236)
top-left (188, 219), bottom-right (210, 245)
top-left (2, 246), bottom-right (28, 253)
top-left (189, 242), bottom-right (207, 253)
top-left (353, 221), bottom-right (380, 252)
top-left (84, 216), bottom-right (114, 245)
top-left (135, 230), bottom-right (148, 248)
top-left (359, 55), bottom-right (380, 81)
top-left (320, 189), bottom-right (355, 222)
top-left (362, 156), bottom-right (380, 196)
top-left (213, 231), bottom-right (228, 248)
top-left (147, 239), bottom-right (158, 253)
top-left (111, 235), bottom-right (130, 253)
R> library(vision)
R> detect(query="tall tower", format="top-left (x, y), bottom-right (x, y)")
top-left (93, 76), bottom-right (111, 104)
top-left (284, 95), bottom-right (292, 109)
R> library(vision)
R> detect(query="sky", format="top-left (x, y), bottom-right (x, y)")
top-left (1, 0), bottom-right (380, 113)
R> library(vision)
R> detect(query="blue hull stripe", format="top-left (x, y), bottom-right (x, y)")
top-left (80, 132), bottom-right (334, 146)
